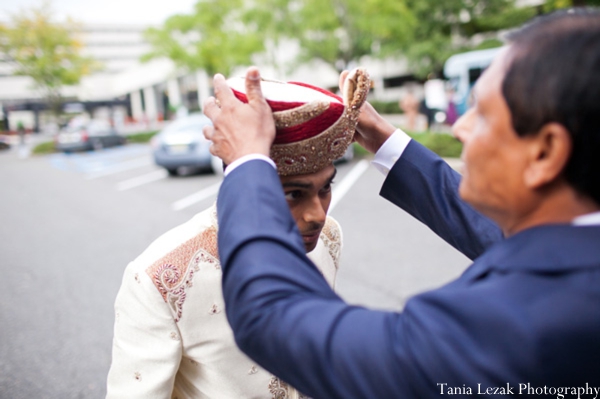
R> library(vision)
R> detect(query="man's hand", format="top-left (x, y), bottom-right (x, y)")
top-left (339, 70), bottom-right (397, 154)
top-left (203, 67), bottom-right (276, 165)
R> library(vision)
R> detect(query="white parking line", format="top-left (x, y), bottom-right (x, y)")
top-left (116, 169), bottom-right (168, 191)
top-left (85, 157), bottom-right (152, 180)
top-left (329, 159), bottom-right (370, 212)
top-left (172, 182), bottom-right (222, 211)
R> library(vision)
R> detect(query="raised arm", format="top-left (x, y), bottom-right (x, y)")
top-left (380, 139), bottom-right (503, 259)
top-left (204, 67), bottom-right (501, 398)
top-left (337, 71), bottom-right (502, 258)
top-left (216, 159), bottom-right (514, 398)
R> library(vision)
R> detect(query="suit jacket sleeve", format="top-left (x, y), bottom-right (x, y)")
top-left (380, 140), bottom-right (503, 260)
top-left (218, 160), bottom-right (427, 398)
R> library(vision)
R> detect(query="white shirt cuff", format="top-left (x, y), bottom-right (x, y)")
top-left (372, 129), bottom-right (412, 176)
top-left (572, 211), bottom-right (600, 226)
top-left (224, 154), bottom-right (276, 176)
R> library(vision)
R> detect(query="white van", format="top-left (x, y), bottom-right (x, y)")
top-left (444, 47), bottom-right (504, 116)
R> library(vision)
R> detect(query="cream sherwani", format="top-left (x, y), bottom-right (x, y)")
top-left (106, 205), bottom-right (342, 399)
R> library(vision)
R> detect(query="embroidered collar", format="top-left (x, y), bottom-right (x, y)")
top-left (463, 224), bottom-right (600, 279)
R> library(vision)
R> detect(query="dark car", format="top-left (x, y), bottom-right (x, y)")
top-left (55, 119), bottom-right (125, 152)
top-left (152, 114), bottom-right (221, 176)
top-left (0, 136), bottom-right (10, 151)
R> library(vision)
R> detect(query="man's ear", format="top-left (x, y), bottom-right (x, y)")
top-left (524, 122), bottom-right (572, 189)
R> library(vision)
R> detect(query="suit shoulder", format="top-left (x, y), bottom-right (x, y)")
top-left (321, 216), bottom-right (343, 269)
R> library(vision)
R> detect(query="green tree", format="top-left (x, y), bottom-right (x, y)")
top-left (145, 0), bottom-right (416, 77)
top-left (251, 0), bottom-right (533, 78)
top-left (265, 0), bottom-right (416, 72)
top-left (544, 0), bottom-right (600, 10)
top-left (238, 0), bottom-right (299, 76)
top-left (146, 0), bottom-right (574, 84)
top-left (142, 0), bottom-right (265, 76)
top-left (0, 3), bottom-right (98, 116)
top-left (404, 0), bottom-right (535, 77)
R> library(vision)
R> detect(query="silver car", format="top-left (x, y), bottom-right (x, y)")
top-left (55, 119), bottom-right (125, 152)
top-left (152, 114), bottom-right (221, 176)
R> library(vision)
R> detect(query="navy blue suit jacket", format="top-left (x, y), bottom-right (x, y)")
top-left (217, 141), bottom-right (600, 398)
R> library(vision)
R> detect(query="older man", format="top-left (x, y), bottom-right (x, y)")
top-left (203, 8), bottom-right (600, 398)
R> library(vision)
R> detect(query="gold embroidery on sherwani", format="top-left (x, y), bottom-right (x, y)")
top-left (146, 226), bottom-right (219, 322)
top-left (321, 217), bottom-right (341, 269)
top-left (269, 376), bottom-right (311, 399)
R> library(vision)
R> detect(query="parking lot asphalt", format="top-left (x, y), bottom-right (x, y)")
top-left (0, 143), bottom-right (468, 398)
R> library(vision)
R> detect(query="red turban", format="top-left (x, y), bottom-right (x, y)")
top-left (227, 68), bottom-right (370, 176)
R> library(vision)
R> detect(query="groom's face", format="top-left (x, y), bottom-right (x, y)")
top-left (280, 165), bottom-right (337, 253)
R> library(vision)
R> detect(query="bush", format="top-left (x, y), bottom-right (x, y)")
top-left (32, 130), bottom-right (461, 159)
top-left (352, 131), bottom-right (461, 159)
top-left (125, 131), bottom-right (158, 143)
top-left (407, 132), bottom-right (463, 158)
top-left (32, 141), bottom-right (56, 155)
top-left (370, 100), bottom-right (401, 114)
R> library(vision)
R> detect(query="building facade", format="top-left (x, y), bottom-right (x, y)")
top-left (0, 23), bottom-right (416, 134)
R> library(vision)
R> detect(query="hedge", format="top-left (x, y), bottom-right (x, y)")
top-left (407, 132), bottom-right (463, 158)
top-left (31, 141), bottom-right (56, 155)
top-left (32, 129), bottom-right (462, 159)
top-left (353, 131), bottom-right (462, 159)
top-left (31, 130), bottom-right (160, 155)
top-left (125, 131), bottom-right (158, 143)
top-left (370, 100), bottom-right (401, 114)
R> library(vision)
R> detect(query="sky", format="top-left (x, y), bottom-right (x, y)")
top-left (0, 0), bottom-right (198, 25)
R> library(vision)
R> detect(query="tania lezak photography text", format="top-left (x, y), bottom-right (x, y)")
top-left (437, 383), bottom-right (600, 398)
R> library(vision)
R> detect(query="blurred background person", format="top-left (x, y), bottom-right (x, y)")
top-left (399, 91), bottom-right (419, 131)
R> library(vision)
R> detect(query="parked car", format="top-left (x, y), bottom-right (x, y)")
top-left (55, 119), bottom-right (125, 152)
top-left (152, 114), bottom-right (221, 176)
top-left (0, 136), bottom-right (10, 151)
